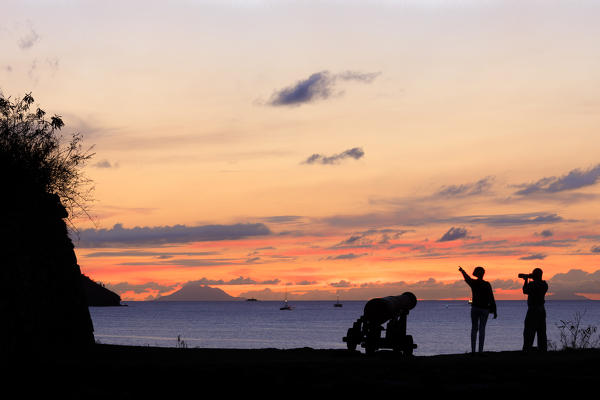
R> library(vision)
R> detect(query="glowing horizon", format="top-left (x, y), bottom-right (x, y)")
top-left (2, 1), bottom-right (599, 301)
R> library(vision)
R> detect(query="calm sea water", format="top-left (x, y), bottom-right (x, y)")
top-left (89, 300), bottom-right (600, 356)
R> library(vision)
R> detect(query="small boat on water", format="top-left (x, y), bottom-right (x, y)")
top-left (280, 291), bottom-right (293, 310)
top-left (280, 299), bottom-right (292, 310)
top-left (246, 298), bottom-right (258, 302)
top-left (334, 295), bottom-right (342, 307)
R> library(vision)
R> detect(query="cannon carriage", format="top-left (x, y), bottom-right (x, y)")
top-left (343, 292), bottom-right (417, 355)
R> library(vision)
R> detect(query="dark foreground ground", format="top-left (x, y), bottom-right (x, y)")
top-left (3, 345), bottom-right (599, 398)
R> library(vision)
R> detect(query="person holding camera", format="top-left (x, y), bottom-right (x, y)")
top-left (458, 266), bottom-right (497, 353)
top-left (521, 268), bottom-right (548, 352)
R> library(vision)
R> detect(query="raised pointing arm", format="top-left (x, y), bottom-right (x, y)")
top-left (458, 266), bottom-right (473, 284)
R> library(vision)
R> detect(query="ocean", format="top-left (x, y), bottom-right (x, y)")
top-left (89, 300), bottom-right (600, 356)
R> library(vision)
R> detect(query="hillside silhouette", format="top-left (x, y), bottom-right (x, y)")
top-left (82, 275), bottom-right (122, 306)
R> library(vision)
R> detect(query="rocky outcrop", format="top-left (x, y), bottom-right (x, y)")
top-left (82, 275), bottom-right (122, 307)
top-left (0, 192), bottom-right (95, 353)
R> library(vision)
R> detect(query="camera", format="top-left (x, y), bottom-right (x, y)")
top-left (518, 273), bottom-right (531, 279)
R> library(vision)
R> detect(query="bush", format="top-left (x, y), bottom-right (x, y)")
top-left (0, 92), bottom-right (94, 223)
top-left (555, 311), bottom-right (600, 350)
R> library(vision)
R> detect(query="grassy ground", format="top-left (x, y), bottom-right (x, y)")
top-left (3, 345), bottom-right (598, 397)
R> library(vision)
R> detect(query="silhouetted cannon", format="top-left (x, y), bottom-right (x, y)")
top-left (343, 292), bottom-right (417, 355)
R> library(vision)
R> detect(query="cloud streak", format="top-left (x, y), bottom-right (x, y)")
top-left (93, 159), bottom-right (119, 168)
top-left (83, 250), bottom-right (220, 258)
top-left (536, 230), bottom-right (554, 238)
top-left (268, 70), bottom-right (380, 106)
top-left (326, 253), bottom-right (368, 260)
top-left (238, 269), bottom-right (599, 300)
top-left (436, 176), bottom-right (494, 197)
top-left (303, 147), bottom-right (364, 165)
top-left (519, 253), bottom-right (547, 260)
top-left (105, 281), bottom-right (177, 295)
top-left (259, 215), bottom-right (304, 224)
top-left (188, 276), bottom-right (281, 286)
top-left (75, 222), bottom-right (271, 248)
top-left (514, 164), bottom-right (600, 196)
top-left (118, 258), bottom-right (240, 267)
top-left (18, 28), bottom-right (40, 49)
top-left (320, 211), bottom-right (564, 229)
top-left (437, 227), bottom-right (469, 242)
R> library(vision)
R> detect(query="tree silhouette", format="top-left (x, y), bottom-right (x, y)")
top-left (0, 92), bottom-right (94, 224)
top-left (0, 93), bottom-right (95, 353)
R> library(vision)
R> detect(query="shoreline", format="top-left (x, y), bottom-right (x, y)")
top-left (4, 344), bottom-right (599, 397)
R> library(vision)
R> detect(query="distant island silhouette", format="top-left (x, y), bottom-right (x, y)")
top-left (154, 283), bottom-right (245, 301)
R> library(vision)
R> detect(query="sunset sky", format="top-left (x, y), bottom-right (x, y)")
top-left (2, 0), bottom-right (600, 300)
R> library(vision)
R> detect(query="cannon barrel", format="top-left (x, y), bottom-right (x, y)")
top-left (363, 292), bottom-right (417, 326)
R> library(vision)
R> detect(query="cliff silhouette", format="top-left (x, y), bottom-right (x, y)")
top-left (0, 93), bottom-right (95, 353)
top-left (82, 275), bottom-right (122, 306)
top-left (0, 192), bottom-right (95, 352)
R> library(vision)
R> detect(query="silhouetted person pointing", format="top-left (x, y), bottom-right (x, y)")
top-left (521, 268), bottom-right (548, 352)
top-left (459, 266), bottom-right (497, 353)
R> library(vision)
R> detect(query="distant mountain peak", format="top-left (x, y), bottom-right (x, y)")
top-left (154, 283), bottom-right (242, 301)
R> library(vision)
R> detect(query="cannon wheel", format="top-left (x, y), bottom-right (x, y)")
top-left (365, 344), bottom-right (377, 355)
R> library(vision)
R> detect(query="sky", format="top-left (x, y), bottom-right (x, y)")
top-left (2, 0), bottom-right (600, 300)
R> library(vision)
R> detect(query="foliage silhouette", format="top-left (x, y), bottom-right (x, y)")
top-left (0, 92), bottom-right (96, 353)
top-left (0, 92), bottom-right (94, 225)
top-left (556, 311), bottom-right (600, 350)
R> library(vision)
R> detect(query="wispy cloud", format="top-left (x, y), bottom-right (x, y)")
top-left (514, 164), bottom-right (600, 196)
top-left (333, 229), bottom-right (410, 249)
top-left (92, 159), bottom-right (119, 168)
top-left (436, 176), bottom-right (494, 197)
top-left (437, 227), bottom-right (469, 242)
top-left (536, 229), bottom-right (554, 238)
top-left (325, 252), bottom-right (367, 260)
top-left (105, 281), bottom-right (177, 295)
top-left (240, 269), bottom-right (600, 300)
top-left (74, 222), bottom-right (271, 248)
top-left (302, 147), bottom-right (364, 165)
top-left (321, 210), bottom-right (564, 229)
top-left (46, 57), bottom-right (59, 76)
top-left (330, 280), bottom-right (352, 288)
top-left (83, 250), bottom-right (220, 258)
top-left (118, 258), bottom-right (240, 267)
top-left (27, 59), bottom-right (37, 81)
top-left (18, 28), bottom-right (40, 49)
top-left (516, 239), bottom-right (576, 248)
top-left (259, 215), bottom-right (304, 224)
top-left (295, 280), bottom-right (317, 285)
top-left (449, 213), bottom-right (564, 226)
top-left (189, 276), bottom-right (281, 286)
top-left (519, 253), bottom-right (547, 260)
top-left (268, 70), bottom-right (380, 106)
